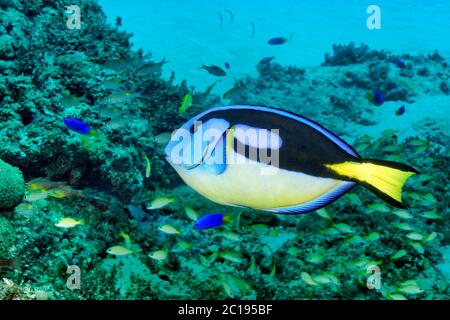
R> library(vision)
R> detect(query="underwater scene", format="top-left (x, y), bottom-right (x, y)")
top-left (0, 0), bottom-right (449, 301)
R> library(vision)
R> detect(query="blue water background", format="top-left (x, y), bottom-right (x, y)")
top-left (99, 0), bottom-right (450, 91)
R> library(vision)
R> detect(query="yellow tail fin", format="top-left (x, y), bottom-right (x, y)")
top-left (325, 160), bottom-right (418, 207)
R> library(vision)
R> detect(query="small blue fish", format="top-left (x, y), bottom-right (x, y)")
top-left (194, 213), bottom-right (231, 230)
top-left (395, 59), bottom-right (406, 69)
top-left (367, 90), bottom-right (384, 106)
top-left (396, 105), bottom-right (406, 116)
top-left (224, 62), bottom-right (231, 69)
top-left (268, 37), bottom-right (287, 45)
top-left (64, 118), bottom-right (91, 135)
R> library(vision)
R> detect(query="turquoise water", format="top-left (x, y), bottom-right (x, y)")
top-left (100, 0), bottom-right (450, 92)
top-left (0, 0), bottom-right (449, 300)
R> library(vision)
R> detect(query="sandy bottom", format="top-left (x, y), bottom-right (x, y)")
top-left (346, 94), bottom-right (450, 143)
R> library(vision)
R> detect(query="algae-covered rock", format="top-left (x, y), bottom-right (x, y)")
top-left (0, 159), bottom-right (25, 210)
top-left (0, 216), bottom-right (16, 258)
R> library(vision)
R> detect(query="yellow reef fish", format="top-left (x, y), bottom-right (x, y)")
top-left (367, 203), bottom-right (391, 213)
top-left (119, 231), bottom-right (132, 245)
top-left (333, 222), bottom-right (354, 233)
top-left (149, 249), bottom-right (169, 261)
top-left (315, 208), bottom-right (332, 221)
top-left (158, 224), bottom-right (181, 235)
top-left (390, 249), bottom-right (408, 260)
top-left (313, 273), bottom-right (340, 286)
top-left (48, 189), bottom-right (68, 199)
top-left (147, 197), bottom-right (175, 210)
top-left (393, 222), bottom-right (413, 231)
top-left (26, 178), bottom-right (65, 191)
top-left (55, 218), bottom-right (84, 228)
top-left (398, 280), bottom-right (423, 295)
top-left (421, 210), bottom-right (442, 220)
top-left (364, 232), bottom-right (381, 241)
top-left (102, 77), bottom-right (124, 91)
top-left (301, 272), bottom-right (318, 286)
top-left (179, 93), bottom-right (193, 113)
top-left (219, 274), bottom-right (252, 298)
top-left (350, 258), bottom-right (382, 268)
top-left (14, 203), bottom-right (36, 216)
top-left (107, 245), bottom-right (134, 256)
top-left (409, 241), bottom-right (424, 253)
top-left (388, 293), bottom-right (407, 300)
top-left (346, 193), bottom-right (362, 205)
top-left (321, 227), bottom-right (340, 236)
top-left (25, 191), bottom-right (49, 202)
top-left (422, 193), bottom-right (437, 206)
top-left (344, 235), bottom-right (363, 245)
top-left (423, 232), bottom-right (437, 242)
top-left (184, 207), bottom-right (199, 221)
top-left (306, 252), bottom-right (325, 264)
top-left (144, 155), bottom-right (151, 178)
top-left (107, 91), bottom-right (144, 104)
top-left (172, 241), bottom-right (192, 253)
top-left (219, 250), bottom-right (243, 264)
top-left (391, 209), bottom-right (412, 219)
top-left (406, 232), bottom-right (424, 241)
top-left (287, 246), bottom-right (300, 257)
top-left (409, 139), bottom-right (427, 147)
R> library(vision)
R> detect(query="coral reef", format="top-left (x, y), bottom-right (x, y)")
top-left (0, 0), bottom-right (217, 201)
top-left (0, 278), bottom-right (37, 300)
top-left (0, 159), bottom-right (25, 210)
top-left (322, 42), bottom-right (388, 66)
top-left (0, 216), bottom-right (16, 258)
top-left (0, 1), bottom-right (448, 301)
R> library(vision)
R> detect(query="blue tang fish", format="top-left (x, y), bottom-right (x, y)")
top-left (165, 105), bottom-right (418, 214)
top-left (396, 105), bottom-right (406, 116)
top-left (64, 118), bottom-right (91, 135)
top-left (268, 37), bottom-right (287, 45)
top-left (367, 90), bottom-right (384, 106)
top-left (194, 213), bottom-right (231, 230)
top-left (395, 59), bottom-right (406, 69)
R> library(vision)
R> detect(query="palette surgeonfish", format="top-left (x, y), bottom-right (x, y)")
top-left (164, 105), bottom-right (418, 214)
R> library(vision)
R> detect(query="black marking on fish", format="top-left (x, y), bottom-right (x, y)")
top-left (191, 105), bottom-right (360, 179)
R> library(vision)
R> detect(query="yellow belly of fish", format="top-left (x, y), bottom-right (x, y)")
top-left (174, 151), bottom-right (343, 210)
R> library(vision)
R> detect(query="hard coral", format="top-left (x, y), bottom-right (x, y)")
top-left (323, 42), bottom-right (387, 66)
top-left (0, 159), bottom-right (25, 210)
